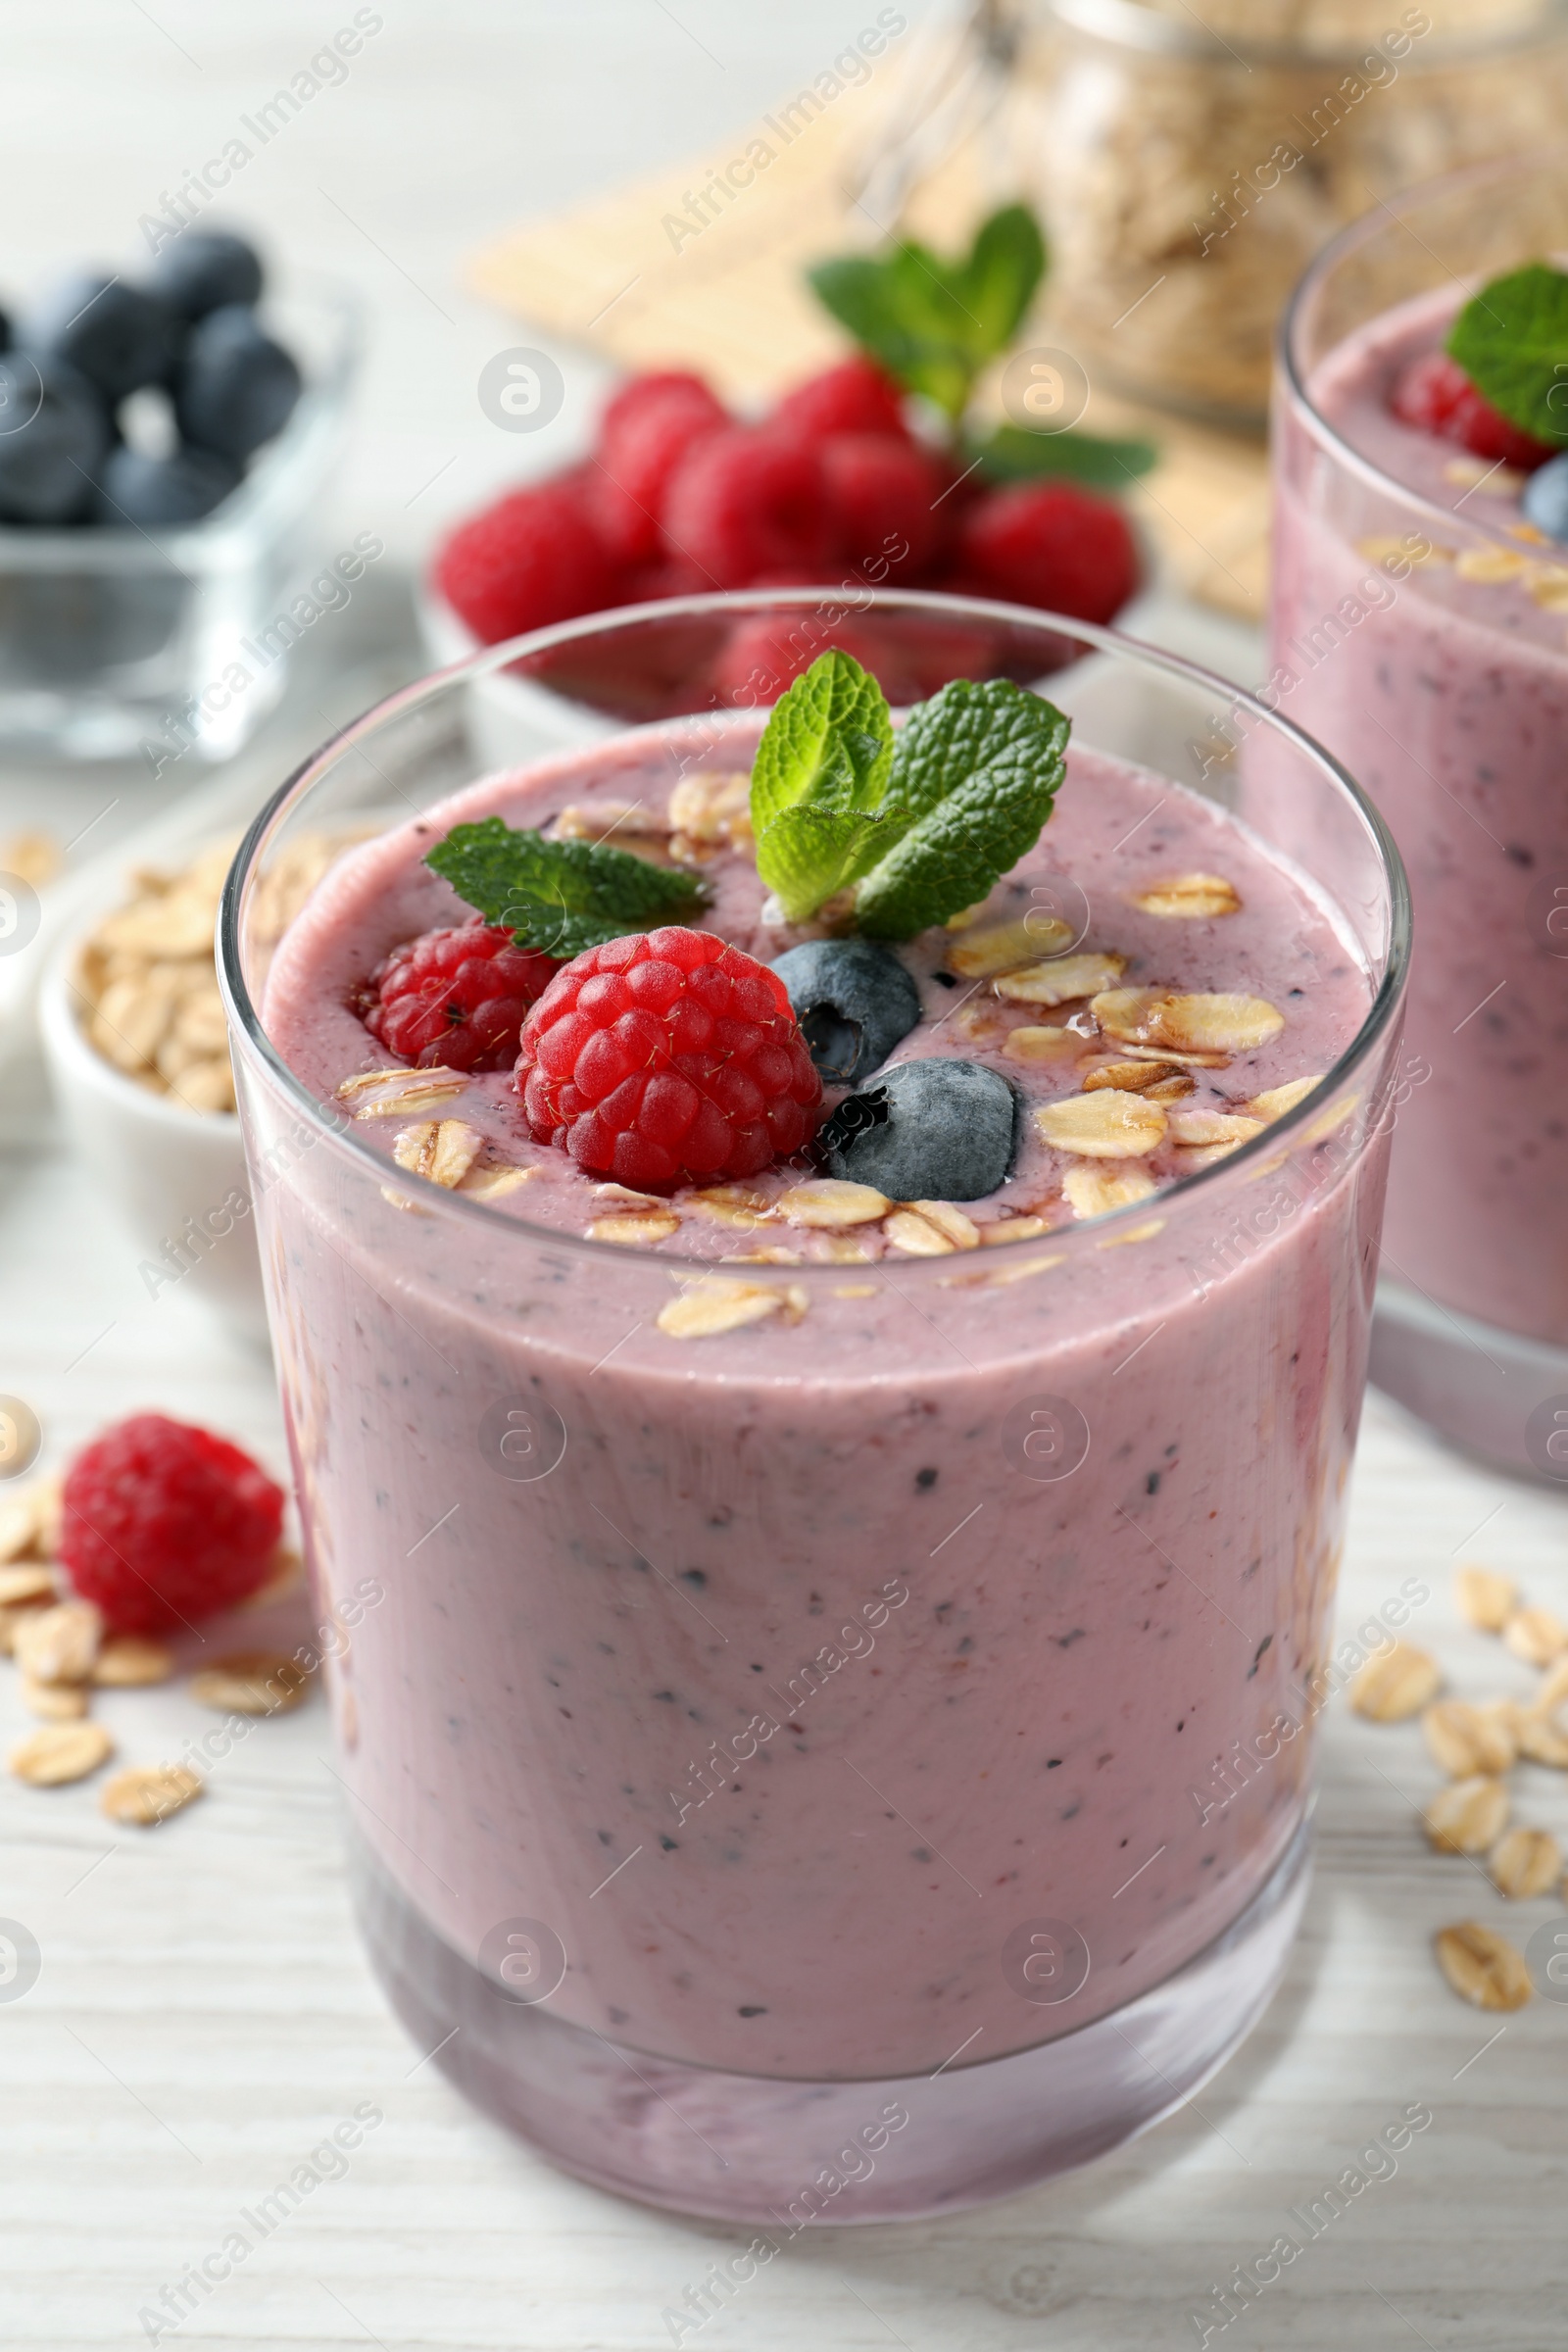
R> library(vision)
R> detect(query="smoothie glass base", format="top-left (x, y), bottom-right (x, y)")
top-left (352, 1818), bottom-right (1310, 2224)
top-left (1372, 1285), bottom-right (1568, 1487)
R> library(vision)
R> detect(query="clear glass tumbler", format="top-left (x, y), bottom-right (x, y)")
top-left (218, 592), bottom-right (1407, 2222)
top-left (1274, 151), bottom-right (1568, 1476)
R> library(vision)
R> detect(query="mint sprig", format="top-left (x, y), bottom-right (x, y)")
top-left (1447, 263), bottom-right (1568, 447)
top-left (426, 816), bottom-right (705, 959)
top-left (809, 204), bottom-right (1045, 426)
top-left (977, 421), bottom-right (1157, 489)
top-left (750, 652), bottom-right (1069, 938)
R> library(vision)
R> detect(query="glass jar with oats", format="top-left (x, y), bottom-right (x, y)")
top-left (1014, 0), bottom-right (1568, 424)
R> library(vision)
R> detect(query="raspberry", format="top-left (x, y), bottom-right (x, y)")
top-left (588, 374), bottom-right (729, 564)
top-left (954, 481), bottom-right (1138, 624)
top-left (821, 432), bottom-right (942, 576)
top-left (434, 474), bottom-right (618, 645)
top-left (773, 356), bottom-right (908, 442)
top-left (60, 1414), bottom-right (285, 1636)
top-left (662, 427), bottom-right (834, 588)
top-left (516, 927), bottom-right (822, 1188)
top-left (1389, 350), bottom-right (1557, 470)
top-left (710, 612), bottom-right (901, 707)
top-left (361, 920), bottom-right (559, 1072)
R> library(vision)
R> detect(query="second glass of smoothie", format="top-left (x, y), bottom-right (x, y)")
top-left (1273, 152), bottom-right (1568, 1475)
top-left (219, 594), bottom-right (1407, 2221)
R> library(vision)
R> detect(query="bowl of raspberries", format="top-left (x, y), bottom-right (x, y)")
top-left (423, 355), bottom-right (1142, 745)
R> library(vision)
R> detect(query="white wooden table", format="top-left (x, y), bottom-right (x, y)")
top-left (2, 9), bottom-right (1565, 2347)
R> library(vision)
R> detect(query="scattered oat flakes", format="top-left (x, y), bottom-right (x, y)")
top-left (1454, 546), bottom-right (1528, 584)
top-left (1061, 1164), bottom-right (1158, 1221)
top-left (101, 1763), bottom-right (204, 1826)
top-left (994, 952), bottom-right (1125, 1006)
top-left (1453, 1563), bottom-right (1516, 1634)
top-left (1, 829), bottom-right (62, 889)
top-left (1515, 1711), bottom-right (1568, 1769)
top-left (1349, 1641), bottom-right (1441, 1721)
top-left (90, 1637), bottom-right (176, 1688)
top-left (392, 1118), bottom-right (484, 1191)
top-left (685, 1184), bottom-right (770, 1228)
top-left (1534, 1653), bottom-right (1568, 1714)
top-left (1036, 1090), bottom-right (1166, 1160)
top-left (9, 1720), bottom-right (114, 1787)
top-left (948, 918), bottom-right (1071, 978)
top-left (1092, 989), bottom-right (1285, 1056)
top-left (21, 1675), bottom-right (89, 1720)
top-left (1422, 1698), bottom-right (1516, 1779)
top-left (776, 1180), bottom-right (890, 1228)
top-left (12, 1600), bottom-right (102, 1686)
top-left (1082, 1057), bottom-right (1187, 1096)
top-left (0, 1564), bottom-right (56, 1607)
top-left (190, 1651), bottom-right (312, 1716)
top-left (979, 1216), bottom-right (1048, 1246)
top-left (1424, 1775), bottom-right (1510, 1855)
top-left (1097, 1218), bottom-right (1166, 1249)
top-left (1167, 1110), bottom-right (1265, 1154)
top-left (658, 1280), bottom-right (794, 1340)
top-left (1433, 1921), bottom-right (1532, 2012)
top-left (1003, 1026), bottom-right (1082, 1064)
top-left (588, 1211), bottom-right (681, 1245)
top-left (552, 799), bottom-right (670, 844)
top-left (459, 1163), bottom-right (536, 1202)
top-left (340, 1066), bottom-right (467, 1119)
top-left (667, 771), bottom-right (753, 852)
top-left (983, 1249), bottom-right (1066, 1287)
top-left (1504, 1607), bottom-right (1567, 1667)
top-left (1489, 1824), bottom-right (1562, 1900)
top-left (1246, 1076), bottom-right (1323, 1123)
top-left (1131, 874), bottom-right (1241, 919)
top-left (593, 1183), bottom-right (664, 1209)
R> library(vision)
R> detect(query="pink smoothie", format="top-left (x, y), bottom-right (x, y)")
top-left (252, 719), bottom-right (1382, 2082)
top-left (1272, 285), bottom-right (1568, 1341)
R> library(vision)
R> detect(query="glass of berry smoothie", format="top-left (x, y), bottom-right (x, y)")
top-left (1274, 151), bottom-right (1568, 1476)
top-left (218, 591), bottom-right (1407, 2223)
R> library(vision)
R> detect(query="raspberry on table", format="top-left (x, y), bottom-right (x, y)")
top-left (516, 926), bottom-right (822, 1189)
top-left (772, 356), bottom-right (909, 442)
top-left (1389, 351), bottom-right (1557, 471)
top-left (434, 473), bottom-right (618, 644)
top-left (60, 1414), bottom-right (286, 1636)
top-left (361, 920), bottom-right (560, 1072)
top-left (953, 480), bottom-right (1139, 624)
top-left (662, 427), bottom-right (834, 588)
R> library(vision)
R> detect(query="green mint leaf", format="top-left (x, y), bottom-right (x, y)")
top-left (1447, 263), bottom-right (1568, 445)
top-left (808, 203), bottom-right (1048, 423)
top-left (853, 680), bottom-right (1070, 939)
top-left (953, 204), bottom-right (1047, 359)
top-left (977, 422), bottom-right (1157, 488)
top-left (752, 650), bottom-right (902, 919)
top-left (425, 816), bottom-right (705, 959)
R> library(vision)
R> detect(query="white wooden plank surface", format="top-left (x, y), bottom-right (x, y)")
top-left (2, 8), bottom-right (1565, 2347)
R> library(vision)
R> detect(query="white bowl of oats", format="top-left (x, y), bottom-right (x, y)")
top-left (38, 829), bottom-right (358, 1348)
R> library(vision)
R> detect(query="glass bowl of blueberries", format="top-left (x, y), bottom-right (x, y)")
top-left (0, 227), bottom-right (358, 764)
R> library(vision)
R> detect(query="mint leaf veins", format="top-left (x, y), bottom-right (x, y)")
top-left (749, 652), bottom-right (1070, 938)
top-left (425, 817), bottom-right (706, 959)
top-left (1447, 263), bottom-right (1568, 447)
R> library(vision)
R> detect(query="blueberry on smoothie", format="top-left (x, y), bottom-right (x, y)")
top-left (769, 939), bottom-right (921, 1085)
top-left (819, 1056), bottom-right (1017, 1200)
top-left (30, 271), bottom-right (182, 400)
top-left (148, 228), bottom-right (265, 320)
top-left (1522, 452), bottom-right (1568, 544)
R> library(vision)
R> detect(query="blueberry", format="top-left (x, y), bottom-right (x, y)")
top-left (30, 272), bottom-right (183, 400)
top-left (770, 939), bottom-right (921, 1086)
top-left (148, 228), bottom-right (265, 319)
top-left (1522, 452), bottom-right (1568, 545)
top-left (818, 1057), bottom-right (1017, 1200)
top-left (0, 354), bottom-right (109, 523)
top-left (94, 443), bottom-right (241, 526)
top-left (173, 304), bottom-right (302, 462)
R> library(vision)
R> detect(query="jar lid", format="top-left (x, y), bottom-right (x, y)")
top-left (1041, 0), bottom-right (1566, 65)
